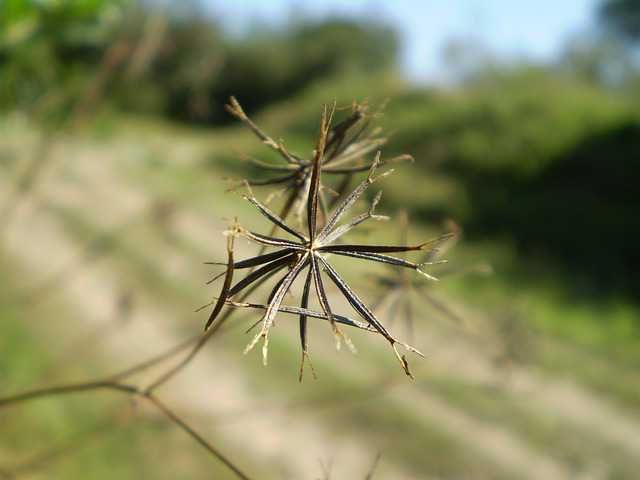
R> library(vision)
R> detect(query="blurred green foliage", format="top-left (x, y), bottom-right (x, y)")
top-left (1, 1), bottom-right (638, 299)
top-left (0, 1), bottom-right (397, 123)
top-left (0, 0), bottom-right (129, 120)
top-left (380, 69), bottom-right (639, 296)
top-left (599, 0), bottom-right (640, 42)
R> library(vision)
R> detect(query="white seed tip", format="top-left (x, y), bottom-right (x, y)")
top-left (262, 338), bottom-right (269, 366)
top-left (417, 269), bottom-right (440, 281)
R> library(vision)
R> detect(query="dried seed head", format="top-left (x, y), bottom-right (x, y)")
top-left (206, 101), bottom-right (454, 377)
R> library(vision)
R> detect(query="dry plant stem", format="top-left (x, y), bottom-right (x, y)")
top-left (0, 297), bottom-right (246, 413)
top-left (144, 230), bottom-right (238, 393)
top-left (226, 97), bottom-right (300, 165)
top-left (0, 382), bottom-right (252, 480)
top-left (144, 290), bottom-right (253, 391)
top-left (72, 36), bottom-right (131, 126)
top-left (0, 381), bottom-right (138, 406)
top-left (404, 293), bottom-right (415, 345)
top-left (423, 291), bottom-right (465, 325)
top-left (125, 12), bottom-right (168, 79)
top-left (318, 459), bottom-right (333, 480)
top-left (364, 453), bottom-right (382, 480)
top-left (0, 321), bottom-right (242, 454)
top-left (252, 186), bottom-right (298, 259)
top-left (0, 241), bottom-right (250, 477)
top-left (108, 333), bottom-right (202, 382)
top-left (0, 134), bottom-right (54, 234)
top-left (145, 395), bottom-right (251, 480)
top-left (142, 323), bottom-right (220, 393)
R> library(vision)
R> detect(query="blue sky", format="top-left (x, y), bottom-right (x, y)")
top-left (205, 0), bottom-right (599, 83)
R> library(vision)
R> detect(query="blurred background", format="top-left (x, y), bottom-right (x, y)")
top-left (1, 0), bottom-right (639, 478)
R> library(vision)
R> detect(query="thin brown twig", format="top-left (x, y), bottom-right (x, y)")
top-left (0, 242), bottom-right (252, 479)
top-left (145, 189), bottom-right (300, 394)
top-left (0, 310), bottom-right (256, 477)
top-left (0, 134), bottom-right (55, 234)
top-left (143, 228), bottom-right (239, 393)
top-left (364, 452), bottom-right (382, 480)
top-left (0, 381), bottom-right (252, 480)
top-left (225, 97), bottom-right (300, 165)
top-left (145, 395), bottom-right (251, 480)
top-left (0, 381), bottom-right (138, 407)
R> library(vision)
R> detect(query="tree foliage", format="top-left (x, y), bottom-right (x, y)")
top-left (0, 2), bottom-right (398, 123)
top-left (599, 0), bottom-right (640, 42)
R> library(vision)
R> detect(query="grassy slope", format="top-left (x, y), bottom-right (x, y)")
top-left (94, 75), bottom-right (640, 406)
top-left (46, 128), bottom-right (640, 476)
top-left (2, 71), bottom-right (640, 478)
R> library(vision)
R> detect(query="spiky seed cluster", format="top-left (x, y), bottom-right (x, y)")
top-left (371, 212), bottom-right (458, 341)
top-left (206, 103), bottom-right (453, 379)
top-left (371, 214), bottom-right (491, 341)
top-left (225, 96), bottom-right (412, 224)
